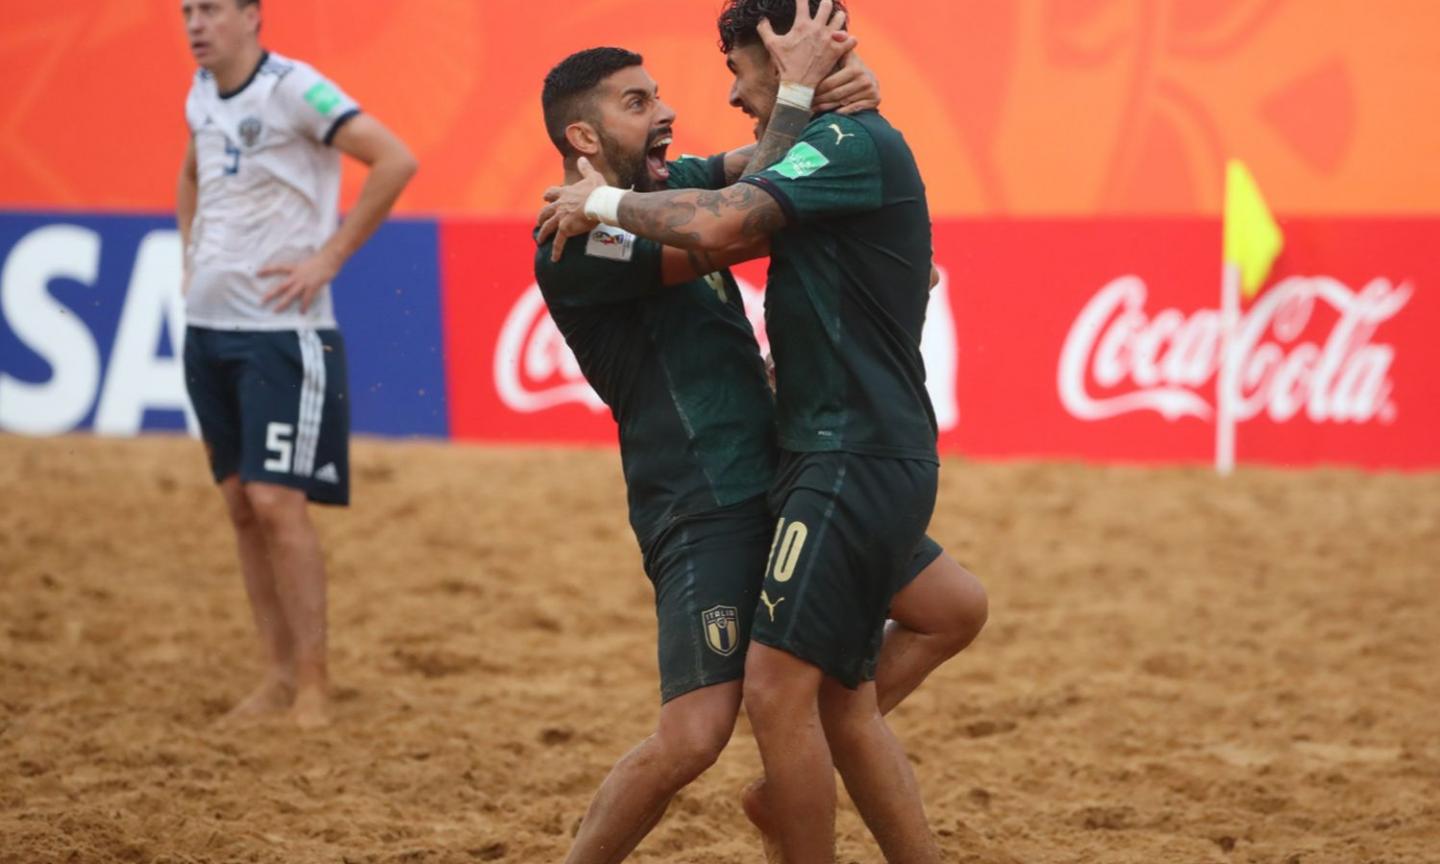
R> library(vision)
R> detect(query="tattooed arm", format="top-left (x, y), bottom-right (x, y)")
top-left (741, 102), bottom-right (813, 176)
top-left (537, 158), bottom-right (784, 263)
top-left (618, 182), bottom-right (785, 256)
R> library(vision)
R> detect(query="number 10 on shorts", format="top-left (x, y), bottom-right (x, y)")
top-left (766, 518), bottom-right (809, 583)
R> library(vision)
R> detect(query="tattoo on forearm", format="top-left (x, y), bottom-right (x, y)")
top-left (742, 102), bottom-right (812, 176)
top-left (696, 190), bottom-right (725, 218)
top-left (616, 183), bottom-right (783, 251)
top-left (618, 192), bottom-right (701, 249)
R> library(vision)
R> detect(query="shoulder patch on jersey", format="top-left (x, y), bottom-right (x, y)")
top-left (303, 81), bottom-right (343, 117)
top-left (773, 141), bottom-right (830, 179)
top-left (585, 225), bottom-right (635, 262)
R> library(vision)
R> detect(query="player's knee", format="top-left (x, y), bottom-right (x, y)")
top-left (916, 559), bottom-right (989, 656)
top-left (944, 576), bottom-right (989, 653)
top-left (243, 483), bottom-right (306, 535)
top-left (222, 492), bottom-right (259, 531)
top-left (742, 653), bottom-right (813, 724)
top-left (816, 685), bottom-right (878, 751)
top-left (658, 717), bottom-right (731, 783)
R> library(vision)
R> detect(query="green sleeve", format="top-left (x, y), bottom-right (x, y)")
top-left (666, 153), bottom-right (729, 190)
top-left (738, 114), bottom-right (882, 223)
top-left (533, 226), bottom-right (665, 307)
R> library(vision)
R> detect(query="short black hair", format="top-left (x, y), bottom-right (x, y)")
top-left (717, 0), bottom-right (848, 54)
top-left (541, 47), bottom-right (644, 156)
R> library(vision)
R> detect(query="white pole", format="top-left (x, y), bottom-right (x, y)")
top-left (1216, 262), bottom-right (1241, 475)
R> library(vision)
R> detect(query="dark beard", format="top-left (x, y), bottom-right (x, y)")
top-left (597, 128), bottom-right (660, 193)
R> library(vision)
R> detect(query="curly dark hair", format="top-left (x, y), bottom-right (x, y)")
top-left (716, 0), bottom-right (849, 54)
top-left (541, 47), bottom-right (645, 156)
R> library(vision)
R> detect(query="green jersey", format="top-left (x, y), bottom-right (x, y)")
top-left (739, 110), bottom-right (938, 463)
top-left (533, 156), bottom-right (776, 547)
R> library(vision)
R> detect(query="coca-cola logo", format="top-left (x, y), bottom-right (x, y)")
top-left (494, 270), bottom-right (961, 432)
top-left (493, 284), bottom-right (605, 414)
top-left (1059, 274), bottom-right (1412, 424)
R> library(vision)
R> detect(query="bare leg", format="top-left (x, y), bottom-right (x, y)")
top-left (743, 552), bottom-right (987, 855)
top-left (563, 681), bottom-right (741, 864)
top-left (244, 482), bottom-right (329, 728)
top-left (217, 476), bottom-right (295, 720)
top-left (740, 776), bottom-right (787, 864)
top-left (819, 679), bottom-right (940, 864)
top-left (742, 643), bottom-right (834, 864)
top-left (876, 552), bottom-right (987, 713)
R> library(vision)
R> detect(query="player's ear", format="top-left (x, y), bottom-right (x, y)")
top-left (242, 0), bottom-right (261, 37)
top-left (564, 121), bottom-right (602, 158)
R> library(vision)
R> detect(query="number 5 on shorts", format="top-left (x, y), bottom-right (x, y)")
top-left (766, 518), bottom-right (809, 583)
top-left (264, 422), bottom-right (294, 473)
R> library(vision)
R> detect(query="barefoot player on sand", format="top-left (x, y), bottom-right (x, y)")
top-left (176, 0), bottom-right (415, 727)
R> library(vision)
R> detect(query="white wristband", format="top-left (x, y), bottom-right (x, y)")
top-left (583, 186), bottom-right (627, 225)
top-left (776, 81), bottom-right (815, 111)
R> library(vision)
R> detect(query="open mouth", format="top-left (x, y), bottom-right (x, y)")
top-left (645, 133), bottom-right (672, 183)
top-left (190, 40), bottom-right (210, 56)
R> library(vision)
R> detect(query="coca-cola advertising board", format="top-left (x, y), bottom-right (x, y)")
top-left (439, 217), bottom-right (1437, 470)
top-left (3, 214), bottom-right (1435, 470)
top-left (941, 219), bottom-right (1436, 469)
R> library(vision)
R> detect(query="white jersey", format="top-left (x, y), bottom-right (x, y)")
top-left (184, 51), bottom-right (360, 331)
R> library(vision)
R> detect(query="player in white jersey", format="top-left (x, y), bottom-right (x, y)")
top-left (177, 0), bottom-right (417, 728)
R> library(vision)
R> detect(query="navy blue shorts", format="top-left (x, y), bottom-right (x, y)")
top-left (183, 326), bottom-right (350, 506)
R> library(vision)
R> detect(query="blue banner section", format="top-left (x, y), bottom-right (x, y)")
top-left (0, 212), bottom-right (447, 438)
top-left (334, 219), bottom-right (448, 437)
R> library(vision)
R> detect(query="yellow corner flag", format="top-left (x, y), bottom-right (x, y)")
top-left (1223, 159), bottom-right (1284, 298)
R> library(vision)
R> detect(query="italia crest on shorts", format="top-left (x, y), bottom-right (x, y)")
top-left (702, 605), bottom-right (739, 657)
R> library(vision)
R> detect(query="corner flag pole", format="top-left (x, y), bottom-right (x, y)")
top-left (1218, 160), bottom-right (1284, 476)
top-left (1216, 261), bottom-right (1242, 475)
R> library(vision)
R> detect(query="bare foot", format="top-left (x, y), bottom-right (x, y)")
top-left (218, 677), bottom-right (294, 724)
top-left (742, 777), bottom-right (785, 864)
top-left (290, 686), bottom-right (330, 729)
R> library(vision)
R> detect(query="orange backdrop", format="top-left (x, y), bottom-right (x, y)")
top-left (3, 0), bottom-right (1438, 217)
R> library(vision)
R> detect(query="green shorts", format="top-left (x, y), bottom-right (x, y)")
top-left (900, 534), bottom-right (944, 594)
top-left (641, 495), bottom-right (772, 703)
top-left (752, 451), bottom-right (939, 688)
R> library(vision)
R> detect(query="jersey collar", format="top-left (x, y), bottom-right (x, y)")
top-left (218, 50), bottom-right (270, 100)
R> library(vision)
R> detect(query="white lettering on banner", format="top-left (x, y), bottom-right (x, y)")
top-left (1059, 274), bottom-right (1411, 425)
top-left (494, 284), bottom-right (606, 413)
top-left (0, 225), bottom-right (104, 434)
top-left (94, 231), bottom-right (198, 436)
top-left (495, 273), bottom-right (961, 434)
top-left (0, 225), bottom-right (196, 436)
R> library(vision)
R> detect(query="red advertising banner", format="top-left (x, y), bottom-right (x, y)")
top-left (944, 219), bottom-right (1437, 468)
top-left (440, 218), bottom-right (1438, 470)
